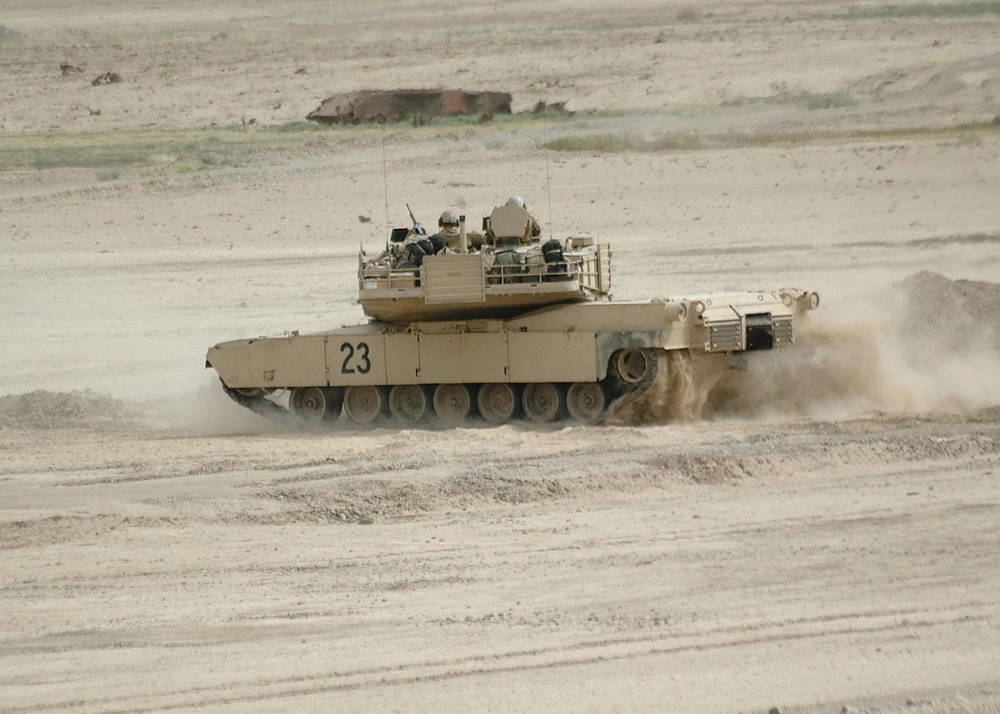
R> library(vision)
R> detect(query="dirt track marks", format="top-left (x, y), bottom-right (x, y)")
top-left (248, 417), bottom-right (1000, 521)
top-left (9, 603), bottom-right (999, 713)
top-left (3, 411), bottom-right (999, 712)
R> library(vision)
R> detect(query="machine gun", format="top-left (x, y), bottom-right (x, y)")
top-left (406, 203), bottom-right (427, 236)
top-left (388, 203), bottom-right (428, 246)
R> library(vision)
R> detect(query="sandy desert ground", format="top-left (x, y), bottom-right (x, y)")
top-left (2, 1), bottom-right (1000, 712)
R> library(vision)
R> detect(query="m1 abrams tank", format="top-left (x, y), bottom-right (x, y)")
top-left (206, 202), bottom-right (820, 426)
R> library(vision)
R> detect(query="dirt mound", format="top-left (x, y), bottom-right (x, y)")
top-left (849, 50), bottom-right (1000, 107)
top-left (0, 514), bottom-right (170, 550)
top-left (895, 270), bottom-right (1000, 353)
top-left (0, 390), bottom-right (138, 430)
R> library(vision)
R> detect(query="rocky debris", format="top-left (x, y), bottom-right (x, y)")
top-left (532, 100), bottom-right (573, 115)
top-left (307, 89), bottom-right (512, 124)
top-left (91, 71), bottom-right (121, 86)
top-left (60, 63), bottom-right (83, 76)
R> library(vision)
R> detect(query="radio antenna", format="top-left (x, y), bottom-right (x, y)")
top-left (544, 147), bottom-right (553, 240)
top-left (380, 124), bottom-right (390, 246)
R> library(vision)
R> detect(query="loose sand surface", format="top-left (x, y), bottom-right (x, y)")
top-left (2, 1), bottom-right (999, 712)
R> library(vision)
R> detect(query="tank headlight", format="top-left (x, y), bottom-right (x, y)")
top-left (692, 300), bottom-right (705, 316)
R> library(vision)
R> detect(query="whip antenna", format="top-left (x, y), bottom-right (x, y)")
top-left (544, 150), bottom-right (553, 241)
top-left (380, 124), bottom-right (390, 246)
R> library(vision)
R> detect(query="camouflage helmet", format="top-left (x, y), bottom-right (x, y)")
top-left (505, 195), bottom-right (526, 209)
top-left (438, 210), bottom-right (459, 227)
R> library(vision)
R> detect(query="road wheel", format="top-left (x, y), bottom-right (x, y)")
top-left (614, 348), bottom-right (651, 383)
top-left (566, 382), bottom-right (606, 424)
top-left (343, 385), bottom-right (385, 424)
top-left (433, 384), bottom-right (472, 425)
top-left (522, 382), bottom-right (564, 423)
top-left (389, 385), bottom-right (429, 425)
top-left (289, 386), bottom-right (342, 423)
top-left (477, 383), bottom-right (518, 425)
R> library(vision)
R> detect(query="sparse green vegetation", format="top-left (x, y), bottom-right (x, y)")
top-left (1, 122), bottom-right (342, 173)
top-left (357, 516), bottom-right (374, 525)
top-left (723, 91), bottom-right (858, 110)
top-left (837, 1), bottom-right (1000, 18)
top-left (675, 6), bottom-right (703, 22)
top-left (0, 112), bottom-right (595, 174)
top-left (273, 120), bottom-right (323, 132)
top-left (805, 92), bottom-right (858, 110)
top-left (94, 168), bottom-right (120, 181)
top-left (542, 133), bottom-right (703, 152)
top-left (541, 120), bottom-right (1000, 153)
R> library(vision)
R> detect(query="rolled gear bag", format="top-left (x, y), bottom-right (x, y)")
top-left (490, 249), bottom-right (525, 284)
top-left (541, 238), bottom-right (569, 281)
top-left (405, 238), bottom-right (437, 267)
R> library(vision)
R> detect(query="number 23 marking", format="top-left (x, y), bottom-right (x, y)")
top-left (339, 342), bottom-right (371, 374)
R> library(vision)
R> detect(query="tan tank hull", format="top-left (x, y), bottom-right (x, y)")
top-left (206, 290), bottom-right (819, 426)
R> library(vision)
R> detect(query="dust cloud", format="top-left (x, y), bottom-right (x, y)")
top-left (142, 376), bottom-right (279, 436)
top-left (2, 274), bottom-right (995, 433)
top-left (704, 271), bottom-right (1000, 421)
top-left (605, 350), bottom-right (706, 425)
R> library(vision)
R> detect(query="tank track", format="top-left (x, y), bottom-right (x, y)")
top-left (222, 385), bottom-right (300, 428)
top-left (221, 349), bottom-right (693, 428)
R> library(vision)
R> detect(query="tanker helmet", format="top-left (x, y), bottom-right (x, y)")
top-left (505, 195), bottom-right (526, 209)
top-left (438, 210), bottom-right (459, 227)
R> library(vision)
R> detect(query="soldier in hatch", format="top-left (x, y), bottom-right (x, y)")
top-left (431, 209), bottom-right (485, 252)
top-left (431, 210), bottom-right (462, 251)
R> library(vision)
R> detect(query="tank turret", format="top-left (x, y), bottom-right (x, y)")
top-left (357, 204), bottom-right (611, 323)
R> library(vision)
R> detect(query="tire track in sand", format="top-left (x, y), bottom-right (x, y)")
top-left (11, 601), bottom-right (1000, 713)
